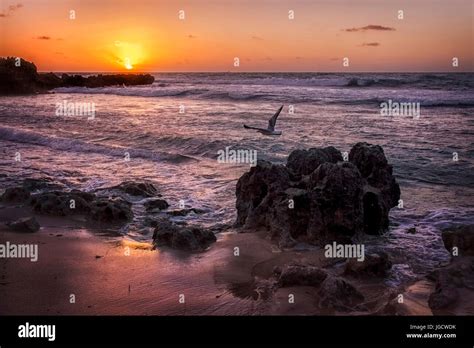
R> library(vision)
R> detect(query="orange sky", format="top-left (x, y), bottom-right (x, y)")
top-left (0, 0), bottom-right (472, 72)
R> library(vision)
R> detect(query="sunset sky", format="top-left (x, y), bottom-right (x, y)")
top-left (0, 0), bottom-right (472, 72)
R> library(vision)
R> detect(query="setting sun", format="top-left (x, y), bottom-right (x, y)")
top-left (124, 57), bottom-right (133, 70)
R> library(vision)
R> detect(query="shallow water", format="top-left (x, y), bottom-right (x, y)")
top-left (0, 72), bottom-right (473, 283)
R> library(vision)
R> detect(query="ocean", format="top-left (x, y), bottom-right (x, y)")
top-left (1, 72), bottom-right (473, 284)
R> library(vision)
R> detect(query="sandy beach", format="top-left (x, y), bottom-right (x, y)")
top-left (1, 202), bottom-right (443, 316)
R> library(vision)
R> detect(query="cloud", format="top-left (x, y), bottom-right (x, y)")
top-left (9, 3), bottom-right (23, 11)
top-left (36, 36), bottom-right (51, 40)
top-left (361, 42), bottom-right (380, 47)
top-left (0, 3), bottom-right (23, 17)
top-left (344, 25), bottom-right (395, 32)
top-left (251, 35), bottom-right (264, 41)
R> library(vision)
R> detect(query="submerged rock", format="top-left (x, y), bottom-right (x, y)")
top-left (1, 186), bottom-right (30, 203)
top-left (144, 199), bottom-right (169, 211)
top-left (277, 264), bottom-right (328, 287)
top-left (6, 216), bottom-right (40, 233)
top-left (152, 218), bottom-right (216, 251)
top-left (22, 178), bottom-right (65, 192)
top-left (166, 208), bottom-right (206, 216)
top-left (344, 251), bottom-right (392, 278)
top-left (112, 181), bottom-right (159, 197)
top-left (235, 142), bottom-right (400, 246)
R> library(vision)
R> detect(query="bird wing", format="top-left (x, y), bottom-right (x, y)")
top-left (267, 105), bottom-right (283, 131)
top-left (244, 124), bottom-right (266, 132)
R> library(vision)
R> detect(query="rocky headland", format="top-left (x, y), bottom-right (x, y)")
top-left (0, 57), bottom-right (154, 95)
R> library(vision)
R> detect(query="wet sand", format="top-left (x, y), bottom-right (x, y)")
top-left (0, 205), bottom-right (437, 316)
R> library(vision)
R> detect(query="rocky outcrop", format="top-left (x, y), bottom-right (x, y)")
top-left (6, 216), bottom-right (40, 233)
top-left (235, 143), bottom-right (400, 246)
top-left (63, 73), bottom-right (155, 88)
top-left (90, 197), bottom-right (133, 222)
top-left (0, 57), bottom-right (155, 95)
top-left (286, 146), bottom-right (343, 176)
top-left (0, 58), bottom-right (40, 95)
top-left (1, 186), bottom-right (31, 203)
top-left (441, 225), bottom-right (474, 256)
top-left (152, 218), bottom-right (216, 251)
top-left (29, 190), bottom-right (95, 216)
top-left (28, 190), bottom-right (133, 224)
top-left (428, 225), bottom-right (474, 311)
top-left (349, 143), bottom-right (400, 234)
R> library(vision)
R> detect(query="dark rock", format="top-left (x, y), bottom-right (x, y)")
top-left (82, 73), bottom-right (155, 88)
top-left (152, 218), bottom-right (216, 251)
top-left (318, 276), bottom-right (364, 311)
top-left (349, 142), bottom-right (401, 234)
top-left (144, 199), bottom-right (169, 211)
top-left (1, 186), bottom-right (30, 203)
top-left (286, 146), bottom-right (343, 176)
top-left (6, 216), bottom-right (40, 233)
top-left (235, 160), bottom-right (291, 228)
top-left (442, 225), bottom-right (474, 256)
top-left (235, 143), bottom-right (400, 246)
top-left (278, 264), bottom-right (328, 287)
top-left (428, 284), bottom-right (459, 310)
top-left (90, 197), bottom-right (133, 222)
top-left (59, 73), bottom-right (155, 88)
top-left (166, 208), bottom-right (206, 216)
top-left (428, 225), bottom-right (474, 311)
top-left (427, 257), bottom-right (473, 310)
top-left (29, 190), bottom-right (94, 216)
top-left (306, 161), bottom-right (365, 244)
top-left (37, 72), bottom-right (62, 89)
top-left (113, 181), bottom-right (158, 197)
top-left (344, 251), bottom-right (392, 278)
top-left (0, 57), bottom-right (41, 95)
top-left (22, 178), bottom-right (65, 191)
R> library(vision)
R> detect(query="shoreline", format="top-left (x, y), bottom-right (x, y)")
top-left (0, 204), bottom-right (437, 316)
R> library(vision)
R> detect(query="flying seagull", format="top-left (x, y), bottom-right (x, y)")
top-left (243, 105), bottom-right (283, 136)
